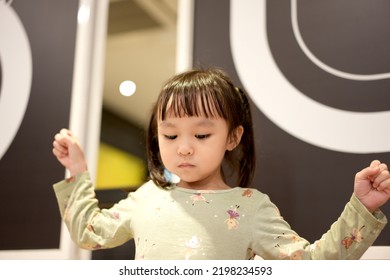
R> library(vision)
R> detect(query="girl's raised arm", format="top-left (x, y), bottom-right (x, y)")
top-left (52, 128), bottom-right (88, 177)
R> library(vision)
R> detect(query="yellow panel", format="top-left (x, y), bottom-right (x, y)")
top-left (96, 142), bottom-right (146, 190)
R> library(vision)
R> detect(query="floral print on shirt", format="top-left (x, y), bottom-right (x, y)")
top-left (242, 189), bottom-right (253, 197)
top-left (181, 235), bottom-right (201, 260)
top-left (341, 225), bottom-right (365, 249)
top-left (225, 205), bottom-right (240, 230)
top-left (190, 193), bottom-right (210, 205)
top-left (274, 232), bottom-right (306, 259)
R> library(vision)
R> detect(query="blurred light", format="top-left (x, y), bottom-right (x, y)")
top-left (78, 5), bottom-right (90, 24)
top-left (119, 80), bottom-right (136, 97)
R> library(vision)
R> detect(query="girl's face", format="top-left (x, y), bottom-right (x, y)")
top-left (158, 114), bottom-right (241, 190)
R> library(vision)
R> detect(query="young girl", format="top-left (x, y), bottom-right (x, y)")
top-left (52, 68), bottom-right (389, 260)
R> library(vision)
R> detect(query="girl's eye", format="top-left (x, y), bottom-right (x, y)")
top-left (164, 135), bottom-right (177, 140)
top-left (195, 134), bottom-right (210, 140)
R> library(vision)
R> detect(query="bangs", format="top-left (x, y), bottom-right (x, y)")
top-left (157, 86), bottom-right (227, 121)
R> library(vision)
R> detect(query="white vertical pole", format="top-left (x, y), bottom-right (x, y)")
top-left (175, 0), bottom-right (194, 73)
top-left (64, 0), bottom-right (109, 259)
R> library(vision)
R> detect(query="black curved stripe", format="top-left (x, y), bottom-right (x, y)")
top-left (266, 0), bottom-right (390, 112)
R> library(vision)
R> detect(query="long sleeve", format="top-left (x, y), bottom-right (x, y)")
top-left (251, 193), bottom-right (387, 259)
top-left (53, 172), bottom-right (135, 250)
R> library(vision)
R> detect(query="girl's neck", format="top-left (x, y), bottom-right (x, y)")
top-left (177, 180), bottom-right (231, 190)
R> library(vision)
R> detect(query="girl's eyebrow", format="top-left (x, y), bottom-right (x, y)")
top-left (159, 121), bottom-right (175, 128)
top-left (159, 121), bottom-right (181, 128)
top-left (159, 119), bottom-right (216, 128)
top-left (195, 119), bottom-right (216, 127)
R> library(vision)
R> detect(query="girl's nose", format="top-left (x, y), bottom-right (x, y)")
top-left (177, 140), bottom-right (193, 156)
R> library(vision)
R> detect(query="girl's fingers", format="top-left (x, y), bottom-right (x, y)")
top-left (60, 128), bottom-right (71, 136)
top-left (370, 160), bottom-right (381, 168)
top-left (54, 129), bottom-right (76, 147)
top-left (356, 165), bottom-right (379, 182)
top-left (367, 161), bottom-right (387, 182)
top-left (373, 169), bottom-right (390, 191)
top-left (53, 129), bottom-right (75, 158)
top-left (368, 161), bottom-right (390, 191)
top-left (53, 140), bottom-right (68, 155)
top-left (52, 147), bottom-right (66, 158)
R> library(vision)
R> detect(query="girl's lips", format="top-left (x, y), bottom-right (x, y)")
top-left (178, 162), bottom-right (194, 168)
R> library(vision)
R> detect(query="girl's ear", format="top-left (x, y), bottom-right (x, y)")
top-left (227, 125), bottom-right (244, 151)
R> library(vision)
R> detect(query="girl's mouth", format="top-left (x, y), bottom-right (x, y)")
top-left (178, 162), bottom-right (195, 168)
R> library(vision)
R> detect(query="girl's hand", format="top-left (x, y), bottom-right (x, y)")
top-left (52, 129), bottom-right (88, 177)
top-left (354, 160), bottom-right (390, 213)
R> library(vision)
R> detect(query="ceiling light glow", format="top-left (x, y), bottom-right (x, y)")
top-left (119, 80), bottom-right (136, 97)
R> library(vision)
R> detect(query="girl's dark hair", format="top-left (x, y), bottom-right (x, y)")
top-left (147, 67), bottom-right (256, 188)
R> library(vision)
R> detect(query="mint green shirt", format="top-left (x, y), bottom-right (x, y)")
top-left (53, 172), bottom-right (387, 260)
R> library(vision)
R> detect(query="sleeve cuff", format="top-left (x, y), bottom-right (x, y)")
top-left (349, 193), bottom-right (387, 230)
top-left (53, 171), bottom-right (90, 192)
